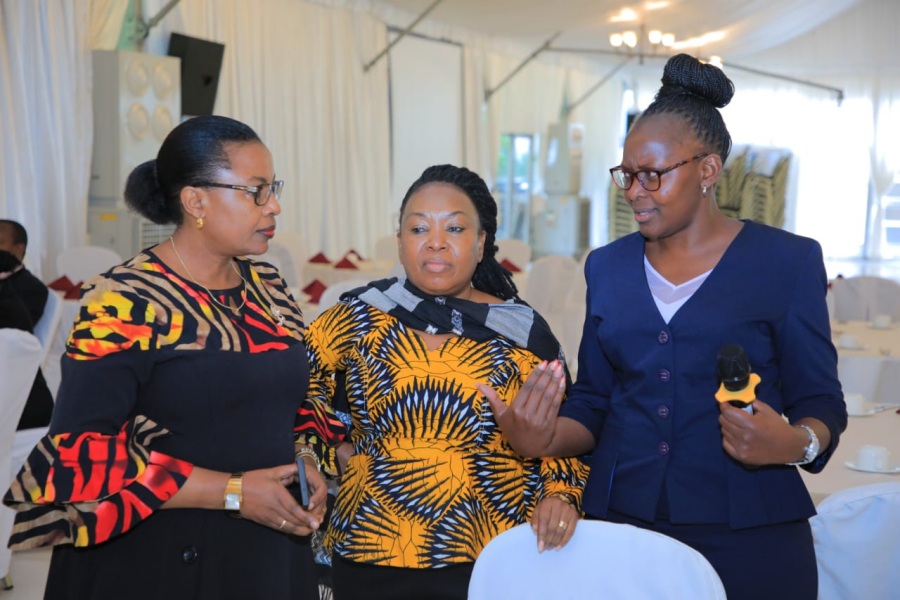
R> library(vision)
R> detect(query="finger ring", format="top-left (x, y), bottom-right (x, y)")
top-left (558, 520), bottom-right (567, 530)
top-left (278, 518), bottom-right (287, 530)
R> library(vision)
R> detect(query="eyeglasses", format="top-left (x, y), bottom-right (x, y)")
top-left (609, 153), bottom-right (709, 192)
top-left (198, 180), bottom-right (284, 206)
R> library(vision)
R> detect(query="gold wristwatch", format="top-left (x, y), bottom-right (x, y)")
top-left (223, 472), bottom-right (243, 516)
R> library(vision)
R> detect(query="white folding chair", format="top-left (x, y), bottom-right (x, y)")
top-left (810, 482), bottom-right (900, 600)
top-left (55, 245), bottom-right (122, 283)
top-left (830, 275), bottom-right (900, 322)
top-left (33, 290), bottom-right (62, 365)
top-left (312, 278), bottom-right (371, 320)
top-left (0, 330), bottom-right (44, 589)
top-left (468, 521), bottom-right (726, 600)
top-left (496, 238), bottom-right (532, 271)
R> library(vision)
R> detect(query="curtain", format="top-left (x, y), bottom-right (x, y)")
top-left (140, 0), bottom-right (392, 260)
top-left (0, 0), bottom-right (96, 279)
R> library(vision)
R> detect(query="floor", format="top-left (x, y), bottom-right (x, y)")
top-left (3, 548), bottom-right (50, 600)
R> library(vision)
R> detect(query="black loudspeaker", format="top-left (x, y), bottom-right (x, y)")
top-left (167, 33), bottom-right (224, 116)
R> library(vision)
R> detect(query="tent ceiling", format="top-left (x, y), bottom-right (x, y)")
top-left (376, 0), bottom-right (863, 61)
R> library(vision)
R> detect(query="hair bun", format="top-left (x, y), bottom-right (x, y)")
top-left (657, 53), bottom-right (734, 109)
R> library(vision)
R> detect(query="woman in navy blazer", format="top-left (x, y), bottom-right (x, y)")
top-left (482, 54), bottom-right (846, 600)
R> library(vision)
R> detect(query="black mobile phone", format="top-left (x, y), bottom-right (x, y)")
top-left (296, 456), bottom-right (311, 509)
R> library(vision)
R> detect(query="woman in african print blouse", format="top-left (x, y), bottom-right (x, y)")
top-left (3, 116), bottom-right (328, 599)
top-left (299, 164), bottom-right (589, 600)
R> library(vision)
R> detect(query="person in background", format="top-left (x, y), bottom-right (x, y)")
top-left (486, 54), bottom-right (846, 600)
top-left (0, 249), bottom-right (54, 429)
top-left (298, 164), bottom-right (589, 600)
top-left (0, 219), bottom-right (49, 325)
top-left (4, 115), bottom-right (328, 599)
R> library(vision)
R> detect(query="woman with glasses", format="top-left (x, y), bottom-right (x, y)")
top-left (487, 54), bottom-right (845, 600)
top-left (4, 115), bottom-right (328, 599)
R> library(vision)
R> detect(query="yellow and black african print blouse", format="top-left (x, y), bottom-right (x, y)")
top-left (304, 297), bottom-right (590, 568)
top-left (3, 250), bottom-right (314, 550)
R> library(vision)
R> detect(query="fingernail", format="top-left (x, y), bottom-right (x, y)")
top-left (537, 540), bottom-right (544, 553)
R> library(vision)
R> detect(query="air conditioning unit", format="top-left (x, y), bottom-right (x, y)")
top-left (544, 122), bottom-right (584, 195)
top-left (88, 207), bottom-right (175, 259)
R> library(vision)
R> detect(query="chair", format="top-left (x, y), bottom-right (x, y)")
top-left (521, 254), bottom-right (579, 316)
top-left (0, 330), bottom-right (44, 589)
top-left (55, 245), bottom-right (122, 283)
top-left (873, 356), bottom-right (900, 405)
top-left (373, 234), bottom-right (398, 264)
top-left (810, 482), bottom-right (900, 600)
top-left (271, 232), bottom-right (309, 287)
top-left (496, 238), bottom-right (532, 271)
top-left (312, 278), bottom-right (372, 320)
top-left (830, 275), bottom-right (900, 322)
top-left (33, 289), bottom-right (63, 365)
top-left (468, 521), bottom-right (726, 600)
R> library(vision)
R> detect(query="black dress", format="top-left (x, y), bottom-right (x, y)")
top-left (4, 250), bottom-right (319, 600)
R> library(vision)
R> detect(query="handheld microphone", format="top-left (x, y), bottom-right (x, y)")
top-left (715, 344), bottom-right (760, 414)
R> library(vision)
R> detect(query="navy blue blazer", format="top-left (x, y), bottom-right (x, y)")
top-left (560, 221), bottom-right (847, 529)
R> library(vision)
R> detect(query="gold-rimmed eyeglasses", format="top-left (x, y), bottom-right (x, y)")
top-left (198, 180), bottom-right (284, 206)
top-left (609, 153), bottom-right (709, 192)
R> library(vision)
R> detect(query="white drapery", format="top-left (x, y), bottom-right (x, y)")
top-left (0, 0), bottom-right (95, 279)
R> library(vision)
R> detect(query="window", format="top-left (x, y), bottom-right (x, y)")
top-left (494, 133), bottom-right (535, 242)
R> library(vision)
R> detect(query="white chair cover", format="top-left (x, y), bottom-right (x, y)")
top-left (873, 356), bottom-right (900, 405)
top-left (33, 289), bottom-right (62, 365)
top-left (496, 238), bottom-right (532, 270)
top-left (0, 330), bottom-right (43, 583)
top-left (268, 232), bottom-right (308, 288)
top-left (468, 521), bottom-right (726, 600)
top-left (55, 245), bottom-right (122, 283)
top-left (521, 254), bottom-right (579, 315)
top-left (373, 234), bottom-right (398, 264)
top-left (811, 482), bottom-right (900, 600)
top-left (312, 278), bottom-right (372, 320)
top-left (830, 276), bottom-right (900, 322)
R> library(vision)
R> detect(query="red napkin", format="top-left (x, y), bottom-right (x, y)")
top-left (302, 279), bottom-right (327, 304)
top-left (333, 257), bottom-right (359, 270)
top-left (64, 284), bottom-right (84, 300)
top-left (343, 249), bottom-right (364, 261)
top-left (500, 258), bottom-right (522, 273)
top-left (48, 275), bottom-right (83, 298)
top-left (48, 275), bottom-right (74, 291)
top-left (308, 252), bottom-right (330, 264)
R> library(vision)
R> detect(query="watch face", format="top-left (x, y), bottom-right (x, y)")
top-left (224, 493), bottom-right (241, 511)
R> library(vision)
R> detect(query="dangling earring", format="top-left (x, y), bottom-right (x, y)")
top-left (702, 186), bottom-right (708, 196)
top-left (196, 217), bottom-right (204, 230)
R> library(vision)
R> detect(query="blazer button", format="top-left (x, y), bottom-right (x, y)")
top-left (658, 368), bottom-right (671, 382)
top-left (657, 405), bottom-right (670, 418)
top-left (658, 441), bottom-right (670, 455)
top-left (658, 331), bottom-right (669, 344)
top-left (182, 546), bottom-right (199, 564)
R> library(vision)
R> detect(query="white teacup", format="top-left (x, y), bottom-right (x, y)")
top-left (844, 392), bottom-right (868, 415)
top-left (838, 333), bottom-right (859, 349)
top-left (873, 314), bottom-right (892, 329)
top-left (857, 445), bottom-right (890, 471)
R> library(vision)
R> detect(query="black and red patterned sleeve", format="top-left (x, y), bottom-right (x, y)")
top-left (2, 274), bottom-right (194, 549)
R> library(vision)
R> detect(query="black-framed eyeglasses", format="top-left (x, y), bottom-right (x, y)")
top-left (609, 153), bottom-right (709, 192)
top-left (198, 180), bottom-right (284, 206)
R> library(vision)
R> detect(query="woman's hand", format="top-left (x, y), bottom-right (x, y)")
top-left (478, 360), bottom-right (566, 457)
top-left (719, 400), bottom-right (812, 466)
top-left (531, 495), bottom-right (579, 552)
top-left (239, 462), bottom-right (327, 536)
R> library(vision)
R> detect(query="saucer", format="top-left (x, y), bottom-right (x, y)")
top-left (868, 321), bottom-right (894, 330)
top-left (838, 344), bottom-right (867, 351)
top-left (848, 406), bottom-right (879, 417)
top-left (845, 461), bottom-right (900, 474)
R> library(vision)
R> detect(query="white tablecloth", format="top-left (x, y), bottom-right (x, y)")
top-left (800, 409), bottom-right (900, 504)
top-left (832, 320), bottom-right (900, 406)
top-left (304, 260), bottom-right (394, 287)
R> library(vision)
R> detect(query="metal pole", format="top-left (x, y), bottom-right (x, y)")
top-left (564, 57), bottom-right (633, 117)
top-left (485, 32), bottom-right (562, 102)
top-left (722, 61), bottom-right (844, 105)
top-left (136, 0), bottom-right (182, 41)
top-left (363, 0), bottom-right (445, 73)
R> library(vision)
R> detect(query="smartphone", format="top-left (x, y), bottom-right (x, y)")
top-left (296, 456), bottom-right (311, 509)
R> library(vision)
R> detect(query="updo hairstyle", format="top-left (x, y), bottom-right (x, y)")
top-left (124, 115), bottom-right (261, 225)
